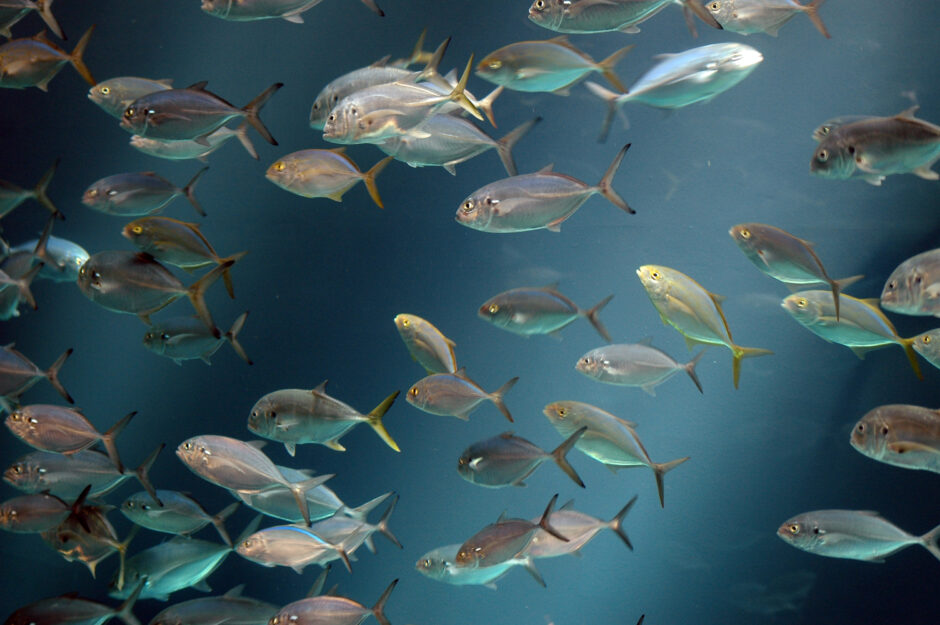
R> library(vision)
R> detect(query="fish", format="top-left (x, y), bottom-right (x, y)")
top-left (543, 401), bottom-right (689, 507)
top-left (456, 144), bottom-right (634, 233)
top-left (912, 329), bottom-right (940, 371)
top-left (11, 234), bottom-right (89, 282)
top-left (393, 314), bottom-right (457, 374)
top-left (267, 579), bottom-right (397, 625)
top-left (0, 159), bottom-right (60, 220)
top-left (379, 114), bottom-right (538, 176)
top-left (850, 404), bottom-right (940, 474)
top-left (0, 485), bottom-right (89, 534)
top-left (406, 369), bottom-right (518, 422)
top-left (247, 382), bottom-right (400, 454)
top-left (475, 37), bottom-right (631, 94)
top-left (705, 0), bottom-right (829, 38)
top-left (585, 43), bottom-right (763, 141)
top-left (637, 264), bottom-right (772, 388)
top-left (236, 524), bottom-right (352, 574)
top-left (0, 263), bottom-right (40, 319)
top-left (87, 77), bottom-right (173, 119)
top-left (457, 427), bottom-right (587, 488)
top-left (781, 290), bottom-right (922, 380)
top-left (777, 510), bottom-right (940, 563)
top-left (729, 222), bottom-right (863, 320)
top-left (527, 0), bottom-right (722, 35)
top-left (146, 586), bottom-right (278, 625)
top-left (0, 0), bottom-right (64, 40)
top-left (121, 82), bottom-right (283, 145)
top-left (82, 168), bottom-right (209, 217)
top-left (811, 114), bottom-right (877, 142)
top-left (0, 344), bottom-right (72, 409)
top-left (455, 494), bottom-right (568, 568)
top-left (0, 25), bottom-right (94, 90)
top-left (266, 150), bottom-right (394, 209)
top-left (415, 544), bottom-right (543, 590)
top-left (576, 341), bottom-right (704, 395)
top-left (5, 583), bottom-right (143, 625)
top-left (143, 313), bottom-right (252, 365)
top-left (810, 106), bottom-right (940, 185)
top-left (175, 434), bottom-right (330, 526)
top-left (308, 494), bottom-right (400, 557)
top-left (121, 490), bottom-right (240, 545)
top-left (478, 285), bottom-right (613, 340)
top-left (4, 406), bottom-right (134, 471)
top-left (522, 496), bottom-right (636, 558)
top-left (880, 248), bottom-right (940, 317)
top-left (76, 251), bottom-right (235, 335)
top-left (130, 124), bottom-right (258, 161)
top-left (201, 0), bottom-right (384, 22)
top-left (4, 446), bottom-right (163, 503)
top-left (121, 216), bottom-right (245, 297)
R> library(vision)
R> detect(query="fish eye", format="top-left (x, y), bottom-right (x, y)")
top-left (88, 189), bottom-right (99, 197)
top-left (488, 60), bottom-right (502, 70)
top-left (913, 275), bottom-right (922, 284)
top-left (423, 558), bottom-right (431, 567)
top-left (9, 412), bottom-right (20, 421)
top-left (488, 303), bottom-right (499, 314)
top-left (409, 387), bottom-right (419, 397)
top-left (820, 126), bottom-right (830, 135)
top-left (535, 0), bottom-right (544, 7)
top-left (132, 225), bottom-right (143, 234)
top-left (401, 318), bottom-right (410, 327)
top-left (886, 280), bottom-right (896, 291)
top-left (923, 335), bottom-right (932, 344)
top-left (331, 94), bottom-right (338, 103)
top-left (484, 196), bottom-right (495, 205)
top-left (739, 228), bottom-right (751, 239)
top-left (12, 464), bottom-right (22, 474)
top-left (328, 114), bottom-right (335, 122)
top-left (100, 86), bottom-right (111, 95)
top-left (313, 102), bottom-right (320, 110)
top-left (708, 1), bottom-right (720, 10)
top-left (856, 423), bottom-right (865, 432)
top-left (797, 298), bottom-right (807, 308)
top-left (816, 149), bottom-right (829, 162)
top-left (183, 442), bottom-right (193, 450)
top-left (462, 200), bottom-right (474, 213)
top-left (124, 107), bottom-right (135, 118)
top-left (125, 501), bottom-right (135, 508)
top-left (650, 270), bottom-right (661, 280)
top-left (557, 407), bottom-right (567, 417)
top-left (788, 523), bottom-right (800, 534)
top-left (273, 161), bottom-right (285, 171)
top-left (242, 540), bottom-right (252, 548)
top-left (847, 145), bottom-right (855, 155)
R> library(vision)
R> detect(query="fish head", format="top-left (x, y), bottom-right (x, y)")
top-left (3, 458), bottom-right (44, 492)
top-left (454, 544), bottom-right (482, 567)
top-left (265, 157), bottom-right (300, 190)
top-left (122, 219), bottom-right (154, 247)
top-left (142, 326), bottom-right (171, 355)
top-left (880, 264), bottom-right (927, 314)
top-left (120, 492), bottom-right (159, 523)
top-left (76, 259), bottom-right (104, 295)
top-left (4, 408), bottom-right (35, 439)
top-left (309, 89), bottom-right (336, 130)
top-left (322, 100), bottom-right (359, 144)
top-left (849, 408), bottom-right (887, 459)
top-left (81, 182), bottom-right (109, 208)
top-left (414, 553), bottom-right (447, 578)
top-left (776, 514), bottom-right (823, 552)
top-left (394, 313), bottom-right (418, 338)
top-left (120, 102), bottom-right (151, 135)
top-left (477, 295), bottom-right (514, 328)
top-left (247, 396), bottom-right (278, 437)
top-left (475, 52), bottom-right (515, 87)
top-left (235, 533), bottom-right (265, 560)
top-left (912, 330), bottom-right (940, 363)
top-left (455, 192), bottom-right (497, 231)
top-left (705, 0), bottom-right (735, 24)
top-left (456, 452), bottom-right (476, 480)
top-left (88, 81), bottom-right (119, 110)
top-left (635, 265), bottom-right (674, 301)
top-left (809, 143), bottom-right (854, 179)
top-left (527, 0), bottom-right (568, 30)
top-left (176, 436), bottom-right (212, 471)
top-left (543, 401), bottom-right (576, 429)
top-left (405, 380), bottom-right (429, 409)
top-left (574, 351), bottom-right (602, 377)
top-left (780, 293), bottom-right (822, 325)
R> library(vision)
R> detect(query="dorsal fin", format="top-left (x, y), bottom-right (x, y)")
top-left (498, 431), bottom-right (515, 439)
top-left (223, 585), bottom-right (245, 598)
top-left (896, 105), bottom-right (920, 119)
top-left (370, 54), bottom-right (391, 68)
top-left (187, 81), bottom-right (210, 91)
top-left (537, 164), bottom-right (554, 174)
top-left (637, 336), bottom-right (653, 346)
top-left (313, 380), bottom-right (329, 393)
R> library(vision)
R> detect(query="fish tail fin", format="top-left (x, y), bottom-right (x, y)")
top-left (135, 444), bottom-right (164, 506)
top-left (186, 259), bottom-right (234, 338)
top-left (476, 85), bottom-right (503, 127)
top-left (900, 337), bottom-right (924, 381)
top-left (347, 491), bottom-right (392, 522)
top-left (829, 273), bottom-right (864, 320)
top-left (550, 425), bottom-right (587, 488)
top-left (68, 25), bottom-right (96, 86)
top-left (731, 345), bottom-right (773, 389)
top-left (45, 347), bottom-right (73, 404)
top-left (521, 557), bottom-right (546, 587)
top-left (371, 579), bottom-right (398, 625)
top-left (361, 156), bottom-right (394, 209)
top-left (495, 116), bottom-right (540, 176)
top-left (33, 158), bottom-right (62, 219)
top-left (537, 493), bottom-right (569, 542)
top-left (448, 55), bottom-right (484, 121)
top-left (584, 81), bottom-right (626, 143)
top-left (597, 45), bottom-right (633, 94)
top-left (367, 390), bottom-right (401, 452)
top-left (375, 493), bottom-right (402, 549)
top-left (109, 524), bottom-right (140, 592)
top-left (416, 36), bottom-right (449, 83)
top-left (358, 0), bottom-right (384, 16)
top-left (242, 82), bottom-right (284, 145)
top-left (216, 250), bottom-right (247, 299)
top-left (101, 410), bottom-right (136, 474)
top-left (182, 166), bottom-right (209, 217)
top-left (286, 474), bottom-right (333, 526)
top-left (584, 294), bottom-right (614, 342)
top-left (14, 262), bottom-right (42, 311)
top-left (920, 522), bottom-right (940, 562)
top-left (651, 456), bottom-right (690, 508)
top-left (232, 122), bottom-right (258, 159)
top-left (801, 0), bottom-right (830, 39)
top-left (681, 3), bottom-right (698, 37)
top-left (489, 376), bottom-right (519, 423)
top-left (403, 28), bottom-right (429, 67)
top-left (36, 0), bottom-right (66, 40)
top-left (608, 494), bottom-right (638, 550)
top-left (224, 311), bottom-right (252, 365)
top-left (114, 580), bottom-right (144, 625)
top-left (31, 212), bottom-right (60, 274)
top-left (685, 350), bottom-right (706, 394)
top-left (210, 501), bottom-right (241, 547)
top-left (682, 0), bottom-right (722, 32)
top-left (596, 143), bottom-right (634, 214)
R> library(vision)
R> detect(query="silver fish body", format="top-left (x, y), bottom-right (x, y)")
top-left (232, 465), bottom-right (349, 523)
top-left (455, 495), bottom-right (565, 567)
top-left (478, 285), bottom-right (612, 340)
top-left (200, 0), bottom-right (383, 22)
top-left (880, 248), bottom-right (940, 317)
top-left (0, 0), bottom-right (64, 40)
top-left (575, 342), bottom-right (704, 395)
top-left (12, 235), bottom-right (89, 282)
top-left (415, 543), bottom-right (536, 589)
top-left (147, 589), bottom-right (277, 625)
top-left (121, 490), bottom-right (238, 544)
top-left (88, 77), bottom-right (173, 119)
top-left (406, 369), bottom-right (518, 422)
top-left (235, 524), bottom-right (346, 573)
top-left (705, 0), bottom-right (829, 37)
top-left (112, 536), bottom-right (232, 600)
top-left (393, 313), bottom-right (457, 374)
top-left (0, 344), bottom-right (72, 407)
top-left (3, 588), bottom-right (142, 625)
top-left (143, 313), bottom-right (251, 365)
top-left (0, 26), bottom-right (94, 90)
top-left (310, 65), bottom-right (420, 130)
top-left (850, 404), bottom-right (940, 474)
top-left (912, 329), bottom-right (940, 371)
top-left (0, 491), bottom-right (73, 533)
top-left (523, 496), bottom-right (636, 558)
top-left (267, 580), bottom-right (397, 625)
top-left (82, 169), bottom-right (207, 217)
top-left (265, 150), bottom-right (392, 208)
top-left (457, 429), bottom-right (586, 488)
top-left (528, 0), bottom-right (677, 34)
top-left (130, 124), bottom-right (257, 161)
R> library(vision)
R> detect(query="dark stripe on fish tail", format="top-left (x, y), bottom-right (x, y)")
top-left (496, 117), bottom-right (540, 177)
top-left (584, 81), bottom-right (624, 143)
top-left (225, 311), bottom-right (252, 365)
top-left (651, 456), bottom-right (689, 508)
top-left (802, 0), bottom-right (830, 39)
top-left (211, 501), bottom-right (240, 547)
top-left (45, 347), bottom-right (73, 404)
top-left (372, 579), bottom-right (398, 625)
top-left (584, 294), bottom-right (614, 342)
top-left (182, 166), bottom-right (208, 216)
top-left (15, 262), bottom-right (42, 311)
top-left (186, 259), bottom-right (235, 338)
top-left (101, 411), bottom-right (136, 474)
top-left (597, 45), bottom-right (633, 94)
top-left (550, 425), bottom-right (587, 488)
top-left (115, 580), bottom-right (145, 625)
top-left (685, 351), bottom-right (705, 394)
top-left (376, 493), bottom-right (402, 549)
top-left (489, 376), bottom-right (519, 423)
top-left (34, 159), bottom-right (63, 219)
top-left (537, 493), bottom-right (568, 542)
top-left (596, 143), bottom-right (634, 214)
top-left (135, 444), bottom-right (164, 506)
top-left (901, 338), bottom-right (923, 381)
top-left (608, 494), bottom-right (637, 550)
top-left (217, 250), bottom-right (247, 299)
top-left (241, 82), bottom-right (284, 145)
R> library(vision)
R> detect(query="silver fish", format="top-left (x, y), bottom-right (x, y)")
top-left (880, 248), bottom-right (940, 317)
top-left (200, 0), bottom-right (383, 22)
top-left (0, 26), bottom-right (94, 90)
top-left (415, 544), bottom-right (542, 590)
top-left (82, 169), bottom-right (208, 217)
top-left (528, 0), bottom-right (721, 35)
top-left (143, 313), bottom-right (252, 365)
top-left (130, 124), bottom-right (257, 161)
top-left (406, 368), bottom-right (518, 422)
top-left (0, 159), bottom-right (60, 219)
top-left (576, 341), bottom-right (704, 395)
top-left (0, 263), bottom-right (40, 319)
top-left (4, 582), bottom-right (143, 625)
top-left (88, 77), bottom-right (173, 119)
top-left (456, 144), bottom-right (633, 233)
top-left (478, 284), bottom-right (612, 340)
top-left (457, 428), bottom-right (586, 488)
top-left (393, 313), bottom-right (457, 374)
top-left (147, 586), bottom-right (278, 625)
top-left (543, 400), bottom-right (689, 507)
top-left (729, 222), bottom-right (863, 320)
top-left (11, 234), bottom-right (89, 282)
top-left (812, 115), bottom-right (877, 142)
top-left (850, 404), bottom-right (940, 474)
top-left (522, 496), bottom-right (636, 558)
top-left (112, 536), bottom-right (234, 601)
top-left (267, 580), bottom-right (397, 625)
top-left (0, 486), bottom-right (87, 533)
top-left (175, 434), bottom-right (328, 526)
top-left (0, 344), bottom-right (72, 408)
top-left (308, 494), bottom-right (400, 558)
top-left (236, 524), bottom-right (351, 573)
top-left (777, 510), bottom-right (940, 563)
top-left (912, 328), bottom-right (940, 371)
top-left (585, 43), bottom-right (763, 141)
top-left (121, 82), bottom-right (282, 145)
top-left (247, 382), bottom-right (400, 454)
top-left (121, 490), bottom-right (239, 545)
top-left (705, 0), bottom-right (829, 37)
top-left (0, 0), bottom-right (64, 40)
top-left (265, 150), bottom-right (393, 208)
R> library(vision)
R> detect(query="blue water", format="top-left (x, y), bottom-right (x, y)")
top-left (2, 1), bottom-right (939, 624)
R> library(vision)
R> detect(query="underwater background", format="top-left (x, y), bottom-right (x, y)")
top-left (2, 1), bottom-right (939, 624)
